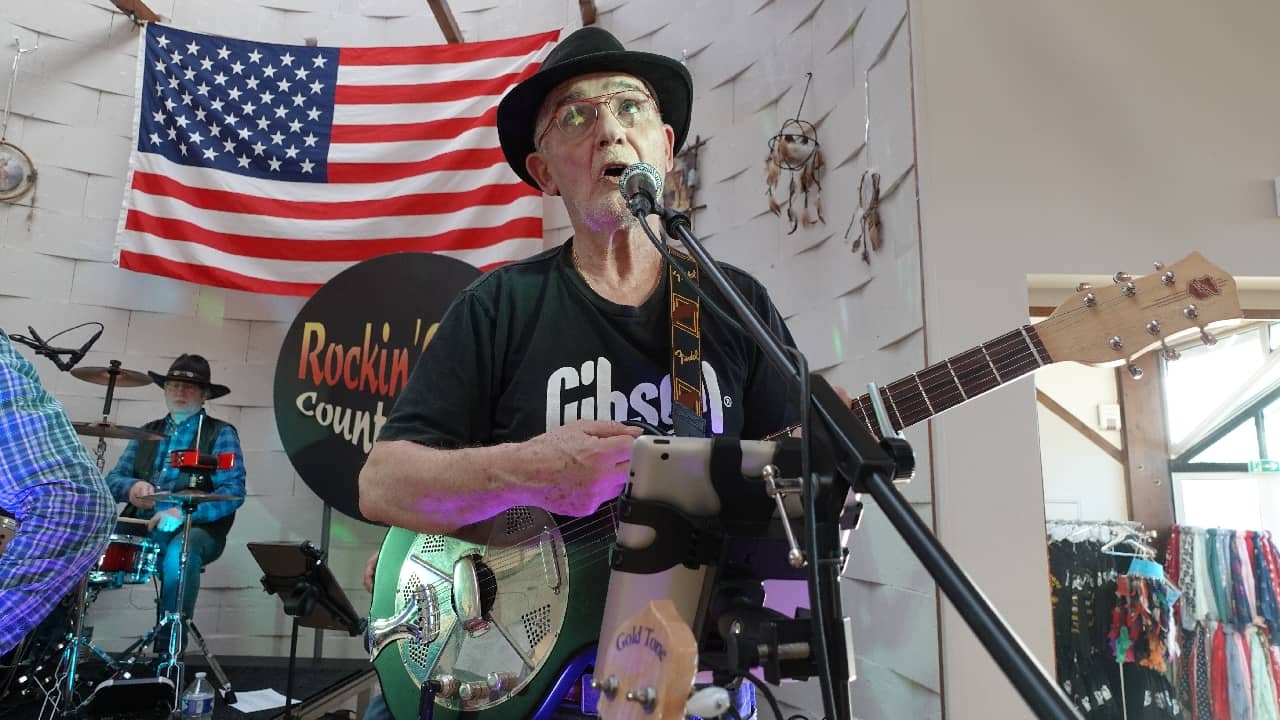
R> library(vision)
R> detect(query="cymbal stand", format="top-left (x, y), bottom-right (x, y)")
top-left (151, 494), bottom-right (235, 709)
top-left (89, 360), bottom-right (126, 472)
top-left (54, 580), bottom-right (121, 718)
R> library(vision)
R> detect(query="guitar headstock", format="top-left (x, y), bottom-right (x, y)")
top-left (593, 599), bottom-right (698, 720)
top-left (1037, 252), bottom-right (1240, 370)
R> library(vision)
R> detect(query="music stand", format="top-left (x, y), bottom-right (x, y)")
top-left (247, 540), bottom-right (366, 719)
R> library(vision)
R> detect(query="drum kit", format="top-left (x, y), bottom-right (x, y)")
top-left (1, 359), bottom-right (240, 716)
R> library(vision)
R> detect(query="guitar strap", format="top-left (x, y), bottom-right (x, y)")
top-left (667, 246), bottom-right (707, 437)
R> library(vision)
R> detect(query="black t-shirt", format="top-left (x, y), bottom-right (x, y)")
top-left (380, 239), bottom-right (800, 448)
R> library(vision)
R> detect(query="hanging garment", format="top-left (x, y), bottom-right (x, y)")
top-left (1253, 533), bottom-right (1280, 633)
top-left (1194, 529), bottom-right (1217, 624)
top-left (1215, 623), bottom-right (1233, 718)
top-left (1212, 530), bottom-right (1237, 627)
top-left (1179, 526), bottom-right (1198, 630)
top-left (1228, 628), bottom-right (1254, 720)
top-left (1247, 625), bottom-right (1278, 720)
top-left (1193, 624), bottom-right (1213, 720)
top-left (1267, 642), bottom-right (1280, 714)
top-left (1234, 532), bottom-right (1259, 625)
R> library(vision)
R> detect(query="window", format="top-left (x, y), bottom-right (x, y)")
top-left (1165, 322), bottom-right (1280, 470)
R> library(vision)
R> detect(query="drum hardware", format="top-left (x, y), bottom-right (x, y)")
top-left (67, 359), bottom-right (163, 472)
top-left (50, 528), bottom-right (164, 714)
top-left (88, 533), bottom-right (160, 588)
top-left (124, 491), bottom-right (239, 709)
top-left (0, 512), bottom-right (16, 560)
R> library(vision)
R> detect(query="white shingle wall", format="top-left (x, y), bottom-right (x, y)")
top-left (0, 0), bottom-right (933, 716)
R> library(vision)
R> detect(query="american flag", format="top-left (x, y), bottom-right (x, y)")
top-left (116, 24), bottom-right (559, 296)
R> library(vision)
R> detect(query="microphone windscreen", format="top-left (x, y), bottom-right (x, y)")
top-left (619, 162), bottom-right (664, 203)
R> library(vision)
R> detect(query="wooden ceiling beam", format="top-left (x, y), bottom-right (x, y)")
top-left (109, 0), bottom-right (160, 24)
top-left (426, 0), bottom-right (463, 43)
top-left (579, 0), bottom-right (598, 26)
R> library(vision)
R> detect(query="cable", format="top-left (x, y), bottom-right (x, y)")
top-left (42, 321), bottom-right (104, 344)
top-left (740, 672), bottom-right (814, 720)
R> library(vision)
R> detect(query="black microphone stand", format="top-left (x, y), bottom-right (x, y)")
top-left (625, 190), bottom-right (1080, 720)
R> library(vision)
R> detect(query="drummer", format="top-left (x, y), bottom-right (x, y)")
top-left (105, 354), bottom-right (246, 655)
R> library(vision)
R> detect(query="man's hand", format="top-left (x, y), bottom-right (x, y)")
top-left (129, 481), bottom-right (157, 509)
top-left (363, 551), bottom-right (379, 593)
top-left (148, 507), bottom-right (183, 532)
top-left (525, 420), bottom-right (643, 517)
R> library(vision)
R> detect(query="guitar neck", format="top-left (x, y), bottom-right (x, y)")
top-left (850, 324), bottom-right (1052, 438)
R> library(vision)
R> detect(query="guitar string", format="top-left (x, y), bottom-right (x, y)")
top-left (864, 286), bottom-right (1204, 429)
top-left (402, 512), bottom-right (620, 601)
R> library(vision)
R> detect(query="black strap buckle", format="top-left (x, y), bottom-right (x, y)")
top-left (610, 496), bottom-right (724, 574)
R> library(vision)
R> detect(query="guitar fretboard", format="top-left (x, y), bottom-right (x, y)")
top-left (849, 325), bottom-right (1052, 438)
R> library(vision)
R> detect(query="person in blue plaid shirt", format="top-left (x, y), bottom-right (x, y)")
top-left (105, 354), bottom-right (246, 653)
top-left (0, 329), bottom-right (116, 656)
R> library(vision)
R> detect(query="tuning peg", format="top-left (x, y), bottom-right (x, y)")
top-left (1076, 282), bottom-right (1093, 292)
top-left (1110, 336), bottom-right (1124, 351)
top-left (1161, 271), bottom-right (1175, 286)
top-left (591, 674), bottom-right (619, 699)
top-left (1121, 282), bottom-right (1137, 297)
top-left (1114, 271), bottom-right (1133, 284)
top-left (1184, 304), bottom-right (1198, 319)
top-left (1083, 292), bottom-right (1097, 307)
top-left (1146, 320), bottom-right (1161, 335)
top-left (1201, 328), bottom-right (1218, 346)
top-left (1153, 261), bottom-right (1165, 271)
top-left (1127, 363), bottom-right (1144, 380)
top-left (625, 687), bottom-right (657, 711)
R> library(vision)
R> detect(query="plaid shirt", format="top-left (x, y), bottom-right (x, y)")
top-left (0, 330), bottom-right (115, 655)
top-left (105, 411), bottom-right (246, 525)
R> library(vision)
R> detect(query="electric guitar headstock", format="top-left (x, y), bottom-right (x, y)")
top-left (593, 599), bottom-right (698, 720)
top-left (1036, 252), bottom-right (1241, 374)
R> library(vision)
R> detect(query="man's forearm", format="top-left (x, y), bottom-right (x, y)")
top-left (358, 439), bottom-right (539, 535)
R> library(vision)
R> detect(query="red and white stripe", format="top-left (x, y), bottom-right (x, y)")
top-left (116, 29), bottom-right (560, 296)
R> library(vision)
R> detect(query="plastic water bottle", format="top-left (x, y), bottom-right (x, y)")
top-left (181, 671), bottom-right (215, 719)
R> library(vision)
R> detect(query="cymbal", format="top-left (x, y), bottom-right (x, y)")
top-left (141, 492), bottom-right (243, 505)
top-left (70, 365), bottom-right (152, 387)
top-left (72, 420), bottom-right (165, 441)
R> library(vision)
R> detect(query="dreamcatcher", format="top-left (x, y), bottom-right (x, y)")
top-left (765, 74), bottom-right (824, 234)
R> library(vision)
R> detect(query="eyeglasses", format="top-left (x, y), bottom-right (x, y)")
top-left (535, 89), bottom-right (658, 148)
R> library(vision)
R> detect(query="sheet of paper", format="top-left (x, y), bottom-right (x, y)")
top-left (228, 688), bottom-right (301, 713)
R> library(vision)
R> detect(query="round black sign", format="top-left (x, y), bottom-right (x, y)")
top-left (273, 252), bottom-right (480, 522)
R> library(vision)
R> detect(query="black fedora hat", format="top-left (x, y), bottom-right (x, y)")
top-left (148, 354), bottom-right (230, 399)
top-left (497, 26), bottom-right (693, 190)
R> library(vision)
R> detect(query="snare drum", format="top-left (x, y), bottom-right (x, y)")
top-left (0, 513), bottom-right (16, 560)
top-left (89, 534), bottom-right (160, 587)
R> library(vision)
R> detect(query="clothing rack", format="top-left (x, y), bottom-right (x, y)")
top-left (1047, 520), bottom-right (1181, 719)
top-left (1046, 518), bottom-right (1144, 543)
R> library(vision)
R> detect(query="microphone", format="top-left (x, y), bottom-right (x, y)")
top-left (70, 327), bottom-right (102, 367)
top-left (618, 162), bottom-right (664, 216)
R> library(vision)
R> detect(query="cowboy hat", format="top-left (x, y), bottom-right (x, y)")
top-left (148, 354), bottom-right (231, 399)
top-left (497, 26), bottom-right (693, 190)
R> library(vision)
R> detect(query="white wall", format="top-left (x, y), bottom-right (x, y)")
top-left (0, 0), bottom-right (936, 716)
top-left (1035, 362), bottom-right (1127, 522)
top-left (913, 0), bottom-right (1280, 717)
